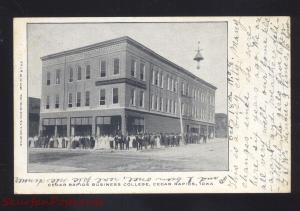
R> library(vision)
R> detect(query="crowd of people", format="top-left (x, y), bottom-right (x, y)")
top-left (28, 132), bottom-right (211, 151)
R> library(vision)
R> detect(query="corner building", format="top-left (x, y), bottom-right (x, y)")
top-left (40, 36), bottom-right (216, 138)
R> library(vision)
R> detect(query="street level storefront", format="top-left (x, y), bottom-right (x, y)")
top-left (40, 109), bottom-right (214, 138)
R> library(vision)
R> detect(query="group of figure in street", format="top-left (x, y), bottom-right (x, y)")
top-left (28, 132), bottom-right (211, 151)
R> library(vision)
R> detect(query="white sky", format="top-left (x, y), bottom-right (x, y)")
top-left (28, 22), bottom-right (227, 113)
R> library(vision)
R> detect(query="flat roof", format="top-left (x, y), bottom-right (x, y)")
top-left (41, 36), bottom-right (217, 90)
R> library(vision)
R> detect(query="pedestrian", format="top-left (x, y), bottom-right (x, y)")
top-left (125, 135), bottom-right (130, 150)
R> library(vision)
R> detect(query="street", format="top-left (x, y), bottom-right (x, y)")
top-left (28, 138), bottom-right (228, 172)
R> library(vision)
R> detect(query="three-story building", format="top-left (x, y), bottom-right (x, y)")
top-left (39, 36), bottom-right (216, 138)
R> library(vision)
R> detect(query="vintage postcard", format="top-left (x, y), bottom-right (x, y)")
top-left (14, 17), bottom-right (290, 194)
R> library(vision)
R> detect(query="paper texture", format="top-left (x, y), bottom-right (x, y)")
top-left (14, 17), bottom-right (290, 193)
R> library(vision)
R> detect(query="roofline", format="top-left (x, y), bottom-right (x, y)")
top-left (41, 36), bottom-right (217, 90)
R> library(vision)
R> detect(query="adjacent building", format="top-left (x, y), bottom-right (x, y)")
top-left (215, 113), bottom-right (228, 138)
top-left (29, 97), bottom-right (40, 137)
top-left (39, 36), bottom-right (216, 138)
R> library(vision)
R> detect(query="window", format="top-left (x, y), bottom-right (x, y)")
top-left (152, 69), bottom-right (155, 85)
top-left (113, 58), bottom-right (119, 75)
top-left (174, 80), bottom-right (177, 92)
top-left (156, 96), bottom-right (159, 111)
top-left (112, 88), bottom-right (119, 104)
top-left (171, 78), bottom-right (174, 92)
top-left (159, 97), bottom-right (163, 111)
top-left (46, 96), bottom-right (50, 109)
top-left (167, 76), bottom-right (170, 90)
top-left (85, 91), bottom-right (90, 106)
top-left (139, 91), bottom-right (144, 107)
top-left (56, 69), bottom-right (61, 84)
top-left (131, 59), bottom-right (136, 77)
top-left (100, 89), bottom-right (106, 105)
top-left (100, 60), bottom-right (106, 77)
top-left (155, 71), bottom-right (158, 86)
top-left (76, 92), bottom-right (81, 107)
top-left (157, 72), bottom-right (160, 86)
top-left (77, 66), bottom-right (82, 80)
top-left (165, 98), bottom-right (168, 112)
top-left (174, 101), bottom-right (177, 114)
top-left (86, 65), bottom-right (91, 79)
top-left (181, 103), bottom-right (185, 115)
top-left (69, 67), bottom-right (73, 82)
top-left (160, 73), bottom-right (163, 88)
top-left (140, 63), bottom-right (145, 80)
top-left (130, 89), bottom-right (136, 106)
top-left (154, 95), bottom-right (157, 110)
top-left (46, 72), bottom-right (51, 85)
top-left (68, 93), bottom-right (72, 108)
top-left (55, 94), bottom-right (59, 108)
top-left (169, 99), bottom-right (172, 113)
top-left (151, 95), bottom-right (154, 109)
top-left (186, 85), bottom-right (189, 96)
top-left (181, 82), bottom-right (185, 95)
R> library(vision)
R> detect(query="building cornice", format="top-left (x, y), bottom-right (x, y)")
top-left (41, 36), bottom-right (217, 90)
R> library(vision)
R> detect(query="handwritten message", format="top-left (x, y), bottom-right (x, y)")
top-left (226, 17), bottom-right (290, 192)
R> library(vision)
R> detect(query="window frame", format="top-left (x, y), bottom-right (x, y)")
top-left (85, 64), bottom-right (91, 79)
top-left (112, 87), bottom-right (119, 104)
top-left (113, 58), bottom-right (120, 75)
top-left (99, 89), bottom-right (106, 106)
top-left (55, 94), bottom-right (59, 109)
top-left (100, 60), bottom-right (107, 78)
top-left (76, 92), bottom-right (81, 107)
top-left (68, 93), bottom-right (73, 108)
top-left (85, 91), bottom-right (90, 106)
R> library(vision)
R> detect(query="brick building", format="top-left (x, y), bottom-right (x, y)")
top-left (39, 36), bottom-right (216, 138)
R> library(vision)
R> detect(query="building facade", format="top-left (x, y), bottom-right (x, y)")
top-left (39, 36), bottom-right (216, 138)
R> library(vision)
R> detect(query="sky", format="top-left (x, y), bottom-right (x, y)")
top-left (28, 22), bottom-right (227, 113)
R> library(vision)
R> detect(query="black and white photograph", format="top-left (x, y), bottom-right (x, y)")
top-left (27, 22), bottom-right (228, 172)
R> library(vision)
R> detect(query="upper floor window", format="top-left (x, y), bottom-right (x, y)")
top-left (171, 78), bottom-right (174, 92)
top-left (112, 88), bottom-right (119, 104)
top-left (154, 95), bottom-right (157, 110)
top-left (167, 77), bottom-right (171, 90)
top-left (100, 60), bottom-right (106, 77)
top-left (151, 95), bottom-right (154, 109)
top-left (130, 89), bottom-right (136, 106)
top-left (99, 89), bottom-right (106, 105)
top-left (160, 97), bottom-right (163, 112)
top-left (140, 63), bottom-right (145, 81)
top-left (46, 72), bottom-right (51, 85)
top-left (113, 58), bottom-right (120, 75)
top-left (55, 94), bottom-right (59, 109)
top-left (77, 66), bottom-right (82, 80)
top-left (181, 82), bottom-right (185, 95)
top-left (139, 91), bottom-right (144, 107)
top-left (56, 69), bottom-right (61, 84)
top-left (68, 93), bottom-right (72, 108)
top-left (46, 96), bottom-right (50, 109)
top-left (165, 98), bottom-right (168, 112)
top-left (85, 91), bottom-right (90, 106)
top-left (131, 59), bottom-right (136, 77)
top-left (155, 71), bottom-right (158, 86)
top-left (174, 101), bottom-right (177, 114)
top-left (161, 74), bottom-right (164, 88)
top-left (86, 65), bottom-right (91, 79)
top-left (174, 80), bottom-right (177, 93)
top-left (156, 96), bottom-right (159, 111)
top-left (69, 67), bottom-right (73, 82)
top-left (152, 69), bottom-right (155, 85)
top-left (76, 92), bottom-right (81, 107)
